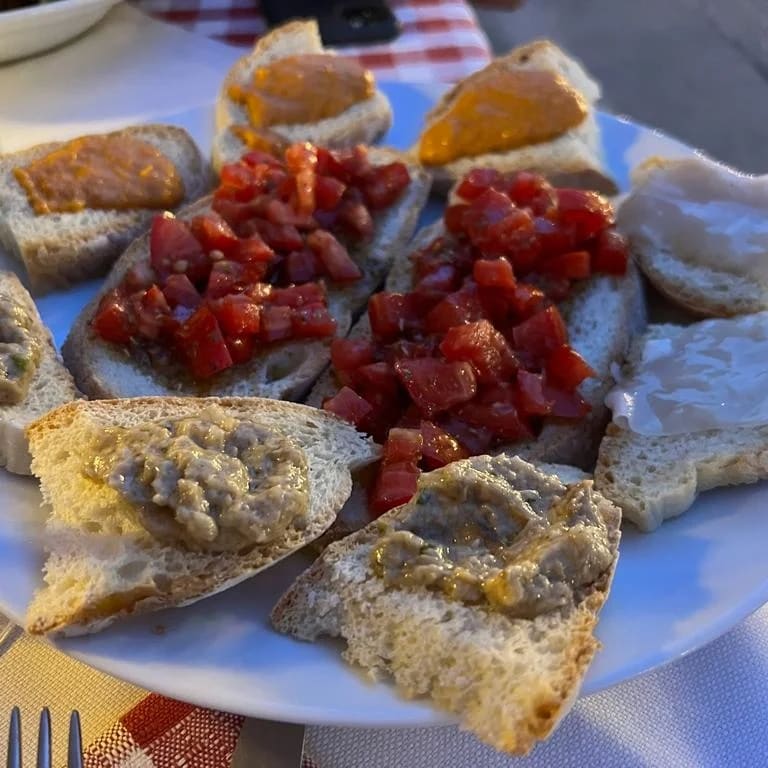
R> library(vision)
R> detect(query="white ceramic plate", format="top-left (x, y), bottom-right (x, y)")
top-left (0, 83), bottom-right (761, 727)
top-left (0, 0), bottom-right (121, 64)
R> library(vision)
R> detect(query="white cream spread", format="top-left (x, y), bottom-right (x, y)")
top-left (606, 312), bottom-right (768, 435)
top-left (617, 156), bottom-right (768, 280)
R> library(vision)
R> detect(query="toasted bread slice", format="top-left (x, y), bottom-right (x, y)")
top-left (0, 125), bottom-right (211, 295)
top-left (309, 220), bottom-right (646, 468)
top-left (25, 396), bottom-right (378, 636)
top-left (213, 20), bottom-right (393, 172)
top-left (595, 322), bottom-right (768, 531)
top-left (62, 150), bottom-right (430, 401)
top-left (272, 455), bottom-right (621, 755)
top-left (618, 156), bottom-right (768, 317)
top-left (0, 271), bottom-right (79, 474)
top-left (306, 221), bottom-right (643, 543)
top-left (415, 40), bottom-right (616, 196)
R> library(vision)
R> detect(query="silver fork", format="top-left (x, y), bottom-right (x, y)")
top-left (6, 708), bottom-right (83, 768)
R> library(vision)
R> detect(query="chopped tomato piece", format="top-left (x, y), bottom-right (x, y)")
top-left (285, 142), bottom-right (317, 214)
top-left (444, 203), bottom-right (470, 235)
top-left (512, 306), bottom-right (568, 363)
top-left (503, 172), bottom-right (557, 216)
top-left (543, 381), bottom-right (592, 419)
top-left (542, 250), bottom-right (591, 280)
top-left (593, 230), bottom-right (629, 275)
top-left (456, 401), bottom-right (534, 441)
top-left (162, 274), bottom-right (201, 308)
top-left (283, 249), bottom-right (321, 283)
top-left (534, 215), bottom-right (578, 258)
top-left (362, 162), bottom-right (410, 210)
top-left (383, 427), bottom-right (423, 465)
top-left (420, 420), bottom-right (468, 469)
top-left (134, 285), bottom-right (173, 341)
top-left (369, 462), bottom-right (420, 517)
top-left (270, 283), bottom-right (326, 307)
top-left (259, 305), bottom-right (293, 342)
top-left (455, 168), bottom-right (502, 200)
top-left (226, 334), bottom-right (257, 364)
top-left (210, 294), bottom-right (261, 336)
top-left (253, 220), bottom-right (304, 251)
top-left (149, 214), bottom-right (208, 284)
top-left (545, 345), bottom-right (596, 390)
top-left (556, 189), bottom-right (614, 241)
top-left (176, 305), bottom-right (233, 379)
top-left (515, 370), bottom-right (554, 415)
top-left (315, 176), bottom-right (346, 210)
top-left (369, 292), bottom-right (407, 341)
top-left (439, 415), bottom-right (494, 455)
top-left (307, 230), bottom-right (362, 282)
top-left (206, 260), bottom-right (267, 299)
top-left (190, 213), bottom-right (239, 256)
top-left (241, 150), bottom-right (282, 169)
top-left (92, 290), bottom-right (133, 343)
top-left (291, 304), bottom-right (337, 337)
top-left (331, 337), bottom-right (376, 371)
top-left (395, 358), bottom-right (477, 418)
top-left (233, 234), bottom-right (275, 264)
top-left (424, 287), bottom-right (484, 334)
top-left (473, 258), bottom-right (516, 289)
top-left (323, 386), bottom-right (374, 429)
top-left (124, 262), bottom-right (156, 291)
top-left (219, 162), bottom-right (257, 196)
top-left (506, 283), bottom-right (547, 320)
top-left (354, 361), bottom-right (401, 403)
top-left (440, 319), bottom-right (518, 385)
top-left (415, 263), bottom-right (461, 295)
top-left (336, 198), bottom-right (374, 241)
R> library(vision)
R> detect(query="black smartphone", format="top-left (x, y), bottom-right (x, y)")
top-left (260, 0), bottom-right (400, 46)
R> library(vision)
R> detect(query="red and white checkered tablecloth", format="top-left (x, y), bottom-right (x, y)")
top-left (132, 0), bottom-right (492, 81)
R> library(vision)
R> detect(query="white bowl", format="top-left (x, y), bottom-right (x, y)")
top-left (0, 0), bottom-right (121, 64)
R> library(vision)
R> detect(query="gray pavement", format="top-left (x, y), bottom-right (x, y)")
top-left (474, 0), bottom-right (768, 172)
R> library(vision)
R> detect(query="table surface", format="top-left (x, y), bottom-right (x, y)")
top-left (2, 5), bottom-right (768, 767)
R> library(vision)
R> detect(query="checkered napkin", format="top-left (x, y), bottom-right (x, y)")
top-left (131, 0), bottom-right (492, 81)
top-left (80, 694), bottom-right (318, 767)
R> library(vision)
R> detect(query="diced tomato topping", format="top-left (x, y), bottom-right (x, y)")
top-left (162, 274), bottom-right (200, 309)
top-left (259, 305), bottom-right (293, 342)
top-left (439, 415), bottom-right (494, 455)
top-left (473, 258), bottom-right (516, 289)
top-left (331, 338), bottom-right (376, 371)
top-left (133, 284), bottom-right (173, 341)
top-left (190, 213), bottom-right (239, 256)
top-left (336, 198), bottom-right (374, 241)
top-left (291, 304), bottom-right (337, 338)
top-left (512, 306), bottom-right (568, 363)
top-left (456, 400), bottom-right (534, 441)
top-left (233, 234), bottom-right (274, 264)
top-left (368, 292), bottom-right (406, 341)
top-left (307, 230), bottom-right (362, 282)
top-left (556, 189), bottom-right (614, 241)
top-left (124, 261), bottom-right (156, 291)
top-left (455, 168), bottom-right (502, 200)
top-left (369, 462), bottom-right (420, 518)
top-left (354, 361), bottom-right (401, 403)
top-left (395, 358), bottom-right (477, 418)
top-left (592, 230), bottom-right (629, 275)
top-left (516, 370), bottom-right (554, 415)
top-left (542, 250), bottom-right (591, 280)
top-left (362, 162), bottom-right (410, 210)
top-left (424, 286), bottom-right (484, 334)
top-left (323, 386), bottom-right (373, 428)
top-left (440, 320), bottom-right (518, 385)
top-left (419, 420), bottom-right (468, 469)
top-left (210, 294), bottom-right (261, 336)
top-left (149, 214), bottom-right (208, 284)
top-left (545, 345), bottom-right (596, 390)
top-left (383, 427), bottom-right (423, 465)
top-left (544, 382), bottom-right (592, 418)
top-left (270, 283), bottom-right (326, 307)
top-left (176, 306), bottom-right (233, 379)
top-left (444, 203), bottom-right (470, 235)
top-left (283, 249), bottom-right (320, 283)
top-left (226, 334), bottom-right (257, 364)
top-left (315, 176), bottom-right (346, 210)
top-left (92, 290), bottom-right (133, 343)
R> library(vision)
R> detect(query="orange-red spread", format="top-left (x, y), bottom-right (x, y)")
top-left (418, 68), bottom-right (588, 165)
top-left (231, 125), bottom-right (288, 156)
top-left (228, 54), bottom-right (374, 127)
top-left (13, 134), bottom-right (185, 215)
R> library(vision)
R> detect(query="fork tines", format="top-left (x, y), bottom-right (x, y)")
top-left (6, 707), bottom-right (82, 768)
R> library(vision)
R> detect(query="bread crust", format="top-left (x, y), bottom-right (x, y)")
top-left (0, 125), bottom-right (212, 294)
